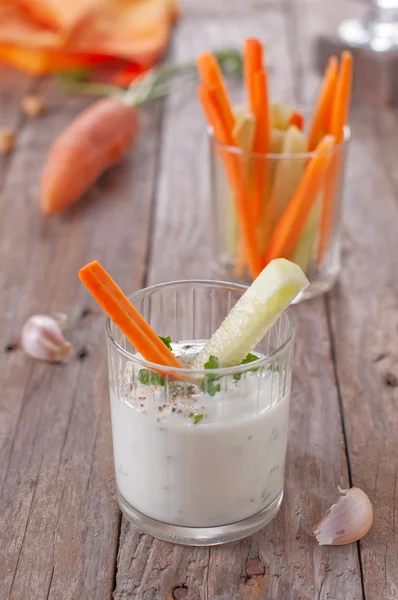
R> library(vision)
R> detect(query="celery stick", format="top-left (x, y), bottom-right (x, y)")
top-left (292, 195), bottom-right (321, 275)
top-left (269, 125), bottom-right (307, 234)
top-left (271, 103), bottom-right (294, 130)
top-left (270, 128), bottom-right (285, 154)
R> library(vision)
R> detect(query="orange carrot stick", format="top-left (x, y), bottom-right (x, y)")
top-left (233, 39), bottom-right (263, 277)
top-left (262, 135), bottom-right (335, 265)
top-left (196, 51), bottom-right (235, 133)
top-left (317, 51), bottom-right (353, 263)
top-left (41, 98), bottom-right (138, 215)
top-left (251, 69), bottom-right (270, 223)
top-left (197, 83), bottom-right (262, 277)
top-left (244, 38), bottom-right (263, 110)
top-left (289, 111), bottom-right (305, 131)
top-left (79, 260), bottom-right (184, 369)
top-left (307, 56), bottom-right (338, 151)
top-left (329, 51), bottom-right (353, 144)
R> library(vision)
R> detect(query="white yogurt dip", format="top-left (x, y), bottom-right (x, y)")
top-left (110, 341), bottom-right (290, 528)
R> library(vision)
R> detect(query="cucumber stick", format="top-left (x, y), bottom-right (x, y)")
top-left (269, 125), bottom-right (307, 233)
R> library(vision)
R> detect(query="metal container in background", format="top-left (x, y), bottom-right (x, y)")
top-left (315, 1), bottom-right (398, 105)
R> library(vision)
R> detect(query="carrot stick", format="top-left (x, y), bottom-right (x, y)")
top-left (262, 135), bottom-right (335, 265)
top-left (317, 51), bottom-right (352, 263)
top-left (197, 84), bottom-right (262, 277)
top-left (41, 98), bottom-right (138, 215)
top-left (196, 51), bottom-right (235, 133)
top-left (289, 111), bottom-right (305, 130)
top-left (79, 260), bottom-right (184, 369)
top-left (307, 56), bottom-right (338, 151)
top-left (251, 69), bottom-right (271, 224)
top-left (244, 38), bottom-right (263, 110)
top-left (329, 51), bottom-right (353, 144)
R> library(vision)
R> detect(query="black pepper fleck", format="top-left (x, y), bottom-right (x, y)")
top-left (80, 307), bottom-right (92, 319)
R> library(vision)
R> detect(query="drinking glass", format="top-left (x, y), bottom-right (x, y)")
top-left (106, 280), bottom-right (295, 545)
top-left (209, 128), bottom-right (350, 301)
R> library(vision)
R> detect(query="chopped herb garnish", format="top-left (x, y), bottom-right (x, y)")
top-left (234, 352), bottom-right (260, 380)
top-left (205, 380), bottom-right (221, 396)
top-left (201, 355), bottom-right (222, 396)
top-left (204, 355), bottom-right (220, 370)
top-left (189, 412), bottom-right (204, 425)
top-left (138, 369), bottom-right (164, 386)
top-left (159, 335), bottom-right (172, 351)
top-left (241, 352), bottom-right (259, 365)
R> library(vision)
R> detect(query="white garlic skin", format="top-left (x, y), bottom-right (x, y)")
top-left (314, 487), bottom-right (373, 546)
top-left (21, 314), bottom-right (72, 362)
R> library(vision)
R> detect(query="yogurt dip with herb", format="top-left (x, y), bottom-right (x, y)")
top-left (111, 340), bottom-right (290, 528)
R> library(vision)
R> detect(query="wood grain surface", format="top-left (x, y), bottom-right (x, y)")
top-left (0, 0), bottom-right (396, 598)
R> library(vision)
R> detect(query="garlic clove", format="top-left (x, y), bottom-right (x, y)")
top-left (21, 314), bottom-right (73, 362)
top-left (314, 487), bottom-right (373, 546)
top-left (52, 312), bottom-right (68, 329)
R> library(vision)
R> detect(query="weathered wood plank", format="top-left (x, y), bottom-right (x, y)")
top-left (328, 106), bottom-right (398, 600)
top-left (0, 66), bottom-right (37, 182)
top-left (294, 0), bottom-right (398, 596)
top-left (113, 8), bottom-right (362, 599)
top-left (0, 75), bottom-right (163, 599)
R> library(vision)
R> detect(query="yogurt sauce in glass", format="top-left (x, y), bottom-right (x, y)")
top-left (110, 341), bottom-right (290, 528)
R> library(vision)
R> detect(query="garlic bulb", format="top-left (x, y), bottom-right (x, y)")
top-left (21, 314), bottom-right (72, 362)
top-left (314, 487), bottom-right (373, 546)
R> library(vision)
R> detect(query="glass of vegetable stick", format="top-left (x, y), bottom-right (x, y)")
top-left (80, 259), bottom-right (308, 545)
top-left (197, 41), bottom-right (352, 301)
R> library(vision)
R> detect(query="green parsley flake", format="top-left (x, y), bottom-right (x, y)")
top-left (234, 352), bottom-right (260, 381)
top-left (201, 355), bottom-right (222, 396)
top-left (189, 413), bottom-right (204, 424)
top-left (159, 335), bottom-right (173, 351)
top-left (138, 369), bottom-right (164, 386)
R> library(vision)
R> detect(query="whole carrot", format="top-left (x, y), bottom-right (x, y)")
top-left (41, 49), bottom-right (243, 215)
top-left (41, 98), bottom-right (138, 215)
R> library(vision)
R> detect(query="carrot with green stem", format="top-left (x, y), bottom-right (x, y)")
top-left (307, 56), bottom-right (338, 152)
top-left (262, 134), bottom-right (335, 265)
top-left (197, 83), bottom-right (262, 278)
top-left (41, 49), bottom-right (243, 215)
top-left (317, 51), bottom-right (352, 263)
top-left (79, 260), bottom-right (185, 369)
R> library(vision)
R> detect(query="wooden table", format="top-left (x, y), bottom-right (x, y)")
top-left (1, 0), bottom-right (397, 598)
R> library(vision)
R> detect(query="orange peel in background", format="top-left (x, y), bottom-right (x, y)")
top-left (0, 0), bottom-right (180, 76)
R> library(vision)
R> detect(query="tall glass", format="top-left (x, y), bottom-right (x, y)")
top-left (210, 129), bottom-right (350, 301)
top-left (106, 280), bottom-right (295, 545)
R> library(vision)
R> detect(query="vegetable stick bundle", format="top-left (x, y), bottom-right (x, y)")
top-left (196, 40), bottom-right (353, 280)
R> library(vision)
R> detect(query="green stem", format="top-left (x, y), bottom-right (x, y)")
top-left (56, 48), bottom-right (243, 108)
